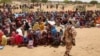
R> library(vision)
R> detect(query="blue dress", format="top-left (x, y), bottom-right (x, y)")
top-left (51, 26), bottom-right (57, 37)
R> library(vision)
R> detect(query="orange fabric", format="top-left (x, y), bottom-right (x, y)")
top-left (96, 17), bottom-right (100, 24)
top-left (39, 22), bottom-right (45, 31)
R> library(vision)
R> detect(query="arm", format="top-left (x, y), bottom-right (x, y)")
top-left (61, 29), bottom-right (66, 41)
top-left (72, 29), bottom-right (77, 39)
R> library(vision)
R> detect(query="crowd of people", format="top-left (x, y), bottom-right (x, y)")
top-left (0, 3), bottom-right (100, 48)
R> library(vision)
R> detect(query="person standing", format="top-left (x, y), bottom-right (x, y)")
top-left (63, 24), bottom-right (77, 56)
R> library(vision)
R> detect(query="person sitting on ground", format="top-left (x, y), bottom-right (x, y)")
top-left (1, 32), bottom-right (7, 46)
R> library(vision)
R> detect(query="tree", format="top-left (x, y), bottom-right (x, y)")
top-left (90, 0), bottom-right (98, 4)
top-left (31, 0), bottom-right (40, 3)
top-left (0, 0), bottom-right (12, 3)
top-left (41, 0), bottom-right (48, 3)
top-left (63, 0), bottom-right (69, 3)
top-left (74, 1), bottom-right (83, 4)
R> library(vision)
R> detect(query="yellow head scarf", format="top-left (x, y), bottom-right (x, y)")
top-left (1, 35), bottom-right (7, 46)
top-left (32, 22), bottom-right (40, 31)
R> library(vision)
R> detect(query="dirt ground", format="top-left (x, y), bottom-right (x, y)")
top-left (0, 28), bottom-right (100, 56)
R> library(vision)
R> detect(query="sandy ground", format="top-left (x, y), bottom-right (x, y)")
top-left (0, 28), bottom-right (100, 56)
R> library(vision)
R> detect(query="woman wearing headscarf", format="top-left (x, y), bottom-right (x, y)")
top-left (32, 22), bottom-right (41, 45)
top-left (10, 31), bottom-right (16, 45)
top-left (39, 31), bottom-right (47, 45)
top-left (38, 20), bottom-right (45, 31)
top-left (46, 21), bottom-right (57, 45)
top-left (1, 32), bottom-right (7, 46)
top-left (32, 22), bottom-right (40, 31)
top-left (15, 32), bottom-right (23, 47)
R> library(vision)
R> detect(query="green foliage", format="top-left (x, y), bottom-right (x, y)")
top-left (63, 0), bottom-right (84, 4)
top-left (31, 0), bottom-right (48, 3)
top-left (66, 1), bottom-right (74, 3)
top-left (0, 0), bottom-right (12, 3)
top-left (41, 0), bottom-right (48, 3)
top-left (90, 0), bottom-right (98, 4)
top-left (63, 0), bottom-right (69, 3)
top-left (31, 0), bottom-right (40, 3)
top-left (74, 1), bottom-right (83, 4)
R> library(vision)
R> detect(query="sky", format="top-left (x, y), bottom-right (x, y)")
top-left (49, 0), bottom-right (100, 2)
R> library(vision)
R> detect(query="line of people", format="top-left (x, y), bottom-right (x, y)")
top-left (0, 19), bottom-right (64, 48)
